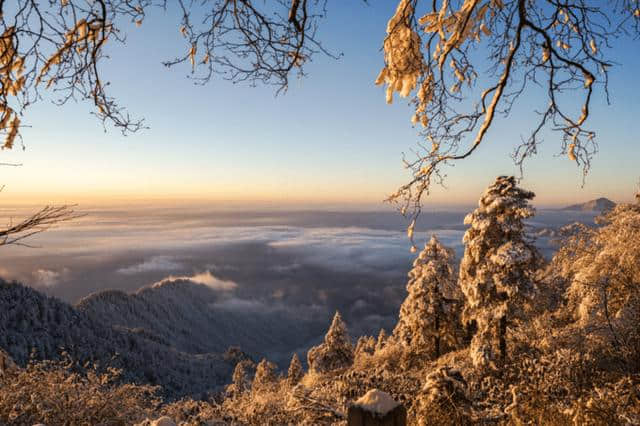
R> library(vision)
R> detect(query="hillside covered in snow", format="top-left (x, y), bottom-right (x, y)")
top-left (0, 279), bottom-right (244, 399)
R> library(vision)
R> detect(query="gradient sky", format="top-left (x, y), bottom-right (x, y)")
top-left (1, 2), bottom-right (638, 207)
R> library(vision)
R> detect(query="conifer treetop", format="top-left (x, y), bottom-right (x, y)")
top-left (325, 311), bottom-right (352, 349)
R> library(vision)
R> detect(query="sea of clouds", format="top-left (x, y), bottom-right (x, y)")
top-left (0, 205), bottom-right (597, 342)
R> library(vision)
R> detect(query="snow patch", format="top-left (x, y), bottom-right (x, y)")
top-left (135, 416), bottom-right (176, 426)
top-left (152, 417), bottom-right (176, 426)
top-left (353, 389), bottom-right (399, 415)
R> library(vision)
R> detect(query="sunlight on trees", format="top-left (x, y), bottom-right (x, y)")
top-left (459, 176), bottom-right (540, 368)
top-left (2, 183), bottom-right (640, 424)
top-left (393, 235), bottom-right (460, 359)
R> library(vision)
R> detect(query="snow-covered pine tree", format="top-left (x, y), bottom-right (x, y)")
top-left (415, 366), bottom-right (471, 425)
top-left (393, 235), bottom-right (458, 358)
top-left (252, 358), bottom-right (278, 393)
top-left (307, 311), bottom-right (354, 373)
top-left (286, 353), bottom-right (304, 386)
top-left (227, 360), bottom-right (253, 396)
top-left (354, 336), bottom-right (376, 360)
top-left (459, 176), bottom-right (540, 368)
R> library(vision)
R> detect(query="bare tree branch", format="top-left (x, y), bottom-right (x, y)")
top-left (0, 204), bottom-right (83, 248)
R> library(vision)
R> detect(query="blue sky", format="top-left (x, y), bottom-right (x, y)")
top-left (1, 2), bottom-right (638, 207)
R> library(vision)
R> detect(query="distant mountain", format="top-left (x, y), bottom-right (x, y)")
top-left (0, 276), bottom-right (328, 399)
top-left (0, 279), bottom-right (242, 399)
top-left (561, 197), bottom-right (615, 212)
top-left (77, 279), bottom-right (323, 367)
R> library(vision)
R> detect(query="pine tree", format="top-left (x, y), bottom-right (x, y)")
top-left (286, 353), bottom-right (304, 386)
top-left (354, 336), bottom-right (376, 359)
top-left (307, 311), bottom-right (354, 373)
top-left (228, 359), bottom-right (253, 396)
top-left (459, 176), bottom-right (539, 368)
top-left (393, 235), bottom-right (458, 358)
top-left (253, 358), bottom-right (278, 393)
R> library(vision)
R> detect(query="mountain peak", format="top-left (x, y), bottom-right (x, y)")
top-left (561, 197), bottom-right (615, 212)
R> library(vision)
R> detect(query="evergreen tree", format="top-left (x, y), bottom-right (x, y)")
top-left (459, 176), bottom-right (539, 368)
top-left (354, 336), bottom-right (376, 359)
top-left (307, 311), bottom-right (354, 373)
top-left (286, 353), bottom-right (304, 386)
top-left (393, 235), bottom-right (458, 358)
top-left (228, 360), bottom-right (253, 396)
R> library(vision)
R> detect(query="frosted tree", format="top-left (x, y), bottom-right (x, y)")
top-left (557, 197), bottom-right (640, 357)
top-left (252, 358), bottom-right (278, 393)
top-left (415, 366), bottom-right (471, 425)
top-left (459, 176), bottom-right (539, 368)
top-left (286, 353), bottom-right (304, 386)
top-left (307, 311), bottom-right (354, 373)
top-left (227, 360), bottom-right (253, 397)
top-left (354, 336), bottom-right (376, 360)
top-left (393, 235), bottom-right (458, 358)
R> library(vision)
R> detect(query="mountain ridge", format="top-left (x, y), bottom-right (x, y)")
top-left (561, 197), bottom-right (615, 212)
top-left (0, 279), bottom-right (242, 399)
top-left (77, 278), bottom-right (323, 367)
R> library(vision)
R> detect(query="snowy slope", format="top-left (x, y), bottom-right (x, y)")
top-left (76, 279), bottom-right (320, 366)
top-left (0, 279), bottom-right (241, 399)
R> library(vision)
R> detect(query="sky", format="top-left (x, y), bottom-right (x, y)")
top-left (1, 2), bottom-right (638, 208)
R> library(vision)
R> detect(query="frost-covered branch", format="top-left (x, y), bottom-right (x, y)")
top-left (380, 1), bottom-right (639, 242)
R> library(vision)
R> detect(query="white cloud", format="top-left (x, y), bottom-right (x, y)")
top-left (32, 268), bottom-right (70, 287)
top-left (117, 256), bottom-right (183, 275)
top-left (156, 270), bottom-right (237, 291)
top-left (267, 227), bottom-right (464, 273)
